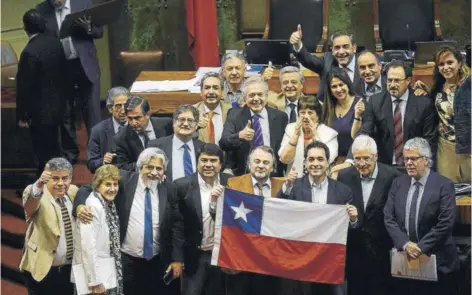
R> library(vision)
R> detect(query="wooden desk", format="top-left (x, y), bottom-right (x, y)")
top-left (132, 66), bottom-right (435, 114)
top-left (456, 196), bottom-right (472, 224)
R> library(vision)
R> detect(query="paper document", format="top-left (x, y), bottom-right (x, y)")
top-left (391, 249), bottom-right (437, 281)
top-left (131, 79), bottom-right (198, 93)
top-left (72, 258), bottom-right (117, 295)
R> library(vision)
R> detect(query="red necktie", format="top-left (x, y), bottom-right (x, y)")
top-left (393, 99), bottom-right (404, 165)
top-left (208, 111), bottom-right (215, 144)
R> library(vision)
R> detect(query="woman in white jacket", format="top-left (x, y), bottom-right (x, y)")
top-left (279, 96), bottom-right (338, 177)
top-left (73, 165), bottom-right (122, 295)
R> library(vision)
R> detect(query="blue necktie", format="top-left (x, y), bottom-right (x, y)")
top-left (408, 182), bottom-right (421, 243)
top-left (252, 114), bottom-right (264, 147)
top-left (183, 144), bottom-right (193, 176)
top-left (143, 188), bottom-right (153, 260)
top-left (232, 101), bottom-right (240, 108)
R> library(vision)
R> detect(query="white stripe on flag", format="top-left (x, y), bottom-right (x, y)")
top-left (260, 197), bottom-right (349, 244)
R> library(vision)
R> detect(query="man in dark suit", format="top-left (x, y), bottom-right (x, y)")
top-left (278, 141), bottom-right (357, 295)
top-left (174, 144), bottom-right (232, 295)
top-left (75, 147), bottom-right (184, 295)
top-left (290, 27), bottom-right (362, 101)
top-left (337, 135), bottom-right (402, 295)
top-left (357, 50), bottom-right (386, 101)
top-left (115, 96), bottom-right (173, 171)
top-left (219, 77), bottom-right (288, 176)
top-left (149, 104), bottom-right (204, 182)
top-left (384, 137), bottom-right (459, 295)
top-left (16, 9), bottom-right (67, 177)
top-left (358, 60), bottom-right (438, 167)
top-left (86, 86), bottom-right (130, 173)
top-left (36, 0), bottom-right (103, 164)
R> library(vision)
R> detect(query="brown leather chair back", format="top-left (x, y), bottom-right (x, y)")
top-left (120, 50), bottom-right (164, 87)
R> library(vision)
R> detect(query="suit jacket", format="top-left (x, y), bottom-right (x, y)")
top-left (193, 101), bottom-right (230, 143)
top-left (383, 171), bottom-right (459, 274)
top-left (36, 0), bottom-right (103, 83)
top-left (227, 174), bottom-right (286, 197)
top-left (115, 117), bottom-right (173, 171)
top-left (279, 175), bottom-right (353, 205)
top-left (219, 106), bottom-right (288, 176)
top-left (267, 92), bottom-right (314, 113)
top-left (295, 46), bottom-right (363, 102)
top-left (20, 184), bottom-right (79, 281)
top-left (174, 172), bottom-right (233, 274)
top-left (16, 32), bottom-right (67, 126)
top-left (359, 90), bottom-right (438, 165)
top-left (74, 170), bottom-right (184, 264)
top-left (148, 135), bottom-right (205, 181)
top-left (86, 118), bottom-right (116, 173)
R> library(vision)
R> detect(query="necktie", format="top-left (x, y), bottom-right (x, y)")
top-left (288, 103), bottom-right (297, 123)
top-left (393, 99), bottom-right (404, 166)
top-left (232, 101), bottom-right (240, 109)
top-left (256, 183), bottom-right (264, 197)
top-left (118, 124), bottom-right (125, 133)
top-left (183, 144), bottom-right (193, 176)
top-left (143, 188), bottom-right (153, 260)
top-left (140, 131), bottom-right (150, 148)
top-left (342, 67), bottom-right (351, 81)
top-left (408, 182), bottom-right (421, 243)
top-left (207, 111), bottom-right (215, 144)
top-left (366, 84), bottom-right (378, 99)
top-left (58, 198), bottom-right (73, 260)
top-left (252, 114), bottom-right (264, 147)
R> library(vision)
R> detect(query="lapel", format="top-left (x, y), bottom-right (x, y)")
top-left (351, 172), bottom-right (365, 213)
top-left (270, 177), bottom-right (285, 197)
top-left (403, 91), bottom-right (415, 140)
top-left (44, 5), bottom-right (59, 35)
top-left (163, 135), bottom-right (174, 181)
top-left (352, 59), bottom-right (362, 94)
top-left (383, 93), bottom-right (395, 139)
top-left (196, 102), bottom-right (209, 142)
top-left (366, 173), bottom-right (384, 212)
top-left (192, 139), bottom-right (202, 160)
top-left (397, 177), bottom-right (410, 226)
top-left (123, 173), bottom-right (139, 229)
top-left (267, 107), bottom-right (277, 149)
top-left (45, 189), bottom-right (61, 235)
top-left (221, 102), bottom-right (230, 122)
top-left (417, 172), bottom-right (434, 224)
top-left (327, 178), bottom-right (336, 204)
top-left (231, 174), bottom-right (255, 195)
top-left (104, 118), bottom-right (115, 153)
top-left (157, 182), bottom-right (167, 225)
top-left (190, 174), bottom-right (203, 223)
top-left (301, 176), bottom-right (312, 202)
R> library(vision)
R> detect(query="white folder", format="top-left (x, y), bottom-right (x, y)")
top-left (72, 257), bottom-right (117, 295)
top-left (391, 249), bottom-right (438, 281)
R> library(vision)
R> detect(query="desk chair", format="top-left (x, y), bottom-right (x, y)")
top-left (120, 50), bottom-right (164, 88)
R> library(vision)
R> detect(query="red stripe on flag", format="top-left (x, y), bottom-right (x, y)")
top-left (217, 227), bottom-right (346, 284)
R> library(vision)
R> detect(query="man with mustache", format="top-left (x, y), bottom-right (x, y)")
top-left (268, 66), bottom-right (307, 123)
top-left (384, 138), bottom-right (459, 295)
top-left (149, 104), bottom-right (205, 181)
top-left (174, 143), bottom-right (233, 295)
top-left (193, 73), bottom-right (230, 145)
top-left (357, 60), bottom-right (438, 168)
top-left (75, 148), bottom-right (184, 295)
top-left (290, 26), bottom-right (363, 102)
top-left (87, 87), bottom-right (130, 173)
top-left (219, 77), bottom-right (288, 176)
top-left (337, 135), bottom-right (402, 295)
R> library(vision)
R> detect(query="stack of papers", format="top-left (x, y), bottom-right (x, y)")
top-left (131, 79), bottom-right (198, 93)
top-left (391, 249), bottom-right (437, 281)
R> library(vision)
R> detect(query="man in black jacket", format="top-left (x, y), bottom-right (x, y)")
top-left (16, 9), bottom-right (67, 177)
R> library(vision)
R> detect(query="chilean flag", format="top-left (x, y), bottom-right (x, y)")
top-left (211, 188), bottom-right (349, 284)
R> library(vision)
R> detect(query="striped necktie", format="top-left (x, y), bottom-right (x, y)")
top-left (58, 198), bottom-right (73, 260)
top-left (393, 99), bottom-right (404, 166)
top-left (252, 114), bottom-right (264, 147)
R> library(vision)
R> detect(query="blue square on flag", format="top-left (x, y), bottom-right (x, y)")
top-left (222, 188), bottom-right (263, 235)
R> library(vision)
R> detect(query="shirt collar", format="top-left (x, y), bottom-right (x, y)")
top-left (365, 76), bottom-right (383, 91)
top-left (411, 168), bottom-right (430, 187)
top-left (203, 103), bottom-right (222, 115)
top-left (251, 176), bottom-right (272, 190)
top-left (112, 117), bottom-right (127, 129)
top-left (198, 173), bottom-right (220, 188)
top-left (56, 0), bottom-right (70, 11)
top-left (340, 57), bottom-right (356, 73)
top-left (285, 99), bottom-right (298, 107)
top-left (361, 163), bottom-right (378, 180)
top-left (173, 134), bottom-right (193, 149)
top-left (138, 175), bottom-right (158, 194)
top-left (224, 81), bottom-right (242, 95)
top-left (309, 176), bottom-right (329, 189)
top-left (391, 89), bottom-right (410, 102)
top-left (29, 33), bottom-right (39, 40)
top-left (250, 107), bottom-right (268, 120)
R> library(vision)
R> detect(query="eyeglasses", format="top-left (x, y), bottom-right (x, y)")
top-left (403, 156), bottom-right (424, 163)
top-left (176, 117), bottom-right (196, 125)
top-left (387, 78), bottom-right (407, 84)
top-left (113, 104), bottom-right (125, 111)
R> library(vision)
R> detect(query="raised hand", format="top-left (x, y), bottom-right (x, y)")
top-left (210, 184), bottom-right (225, 202)
top-left (354, 99), bottom-right (365, 118)
top-left (262, 61), bottom-right (274, 81)
top-left (239, 120), bottom-right (255, 141)
top-left (36, 164), bottom-right (52, 190)
top-left (103, 152), bottom-right (116, 164)
top-left (286, 166), bottom-right (298, 185)
top-left (198, 113), bottom-right (210, 129)
top-left (289, 24), bottom-right (303, 50)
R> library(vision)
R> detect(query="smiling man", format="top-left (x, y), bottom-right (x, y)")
top-left (219, 77), bottom-right (288, 176)
top-left (357, 50), bottom-right (386, 101)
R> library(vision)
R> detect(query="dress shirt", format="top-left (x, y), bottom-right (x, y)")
top-left (339, 57), bottom-right (356, 83)
top-left (360, 163), bottom-right (378, 209)
top-left (32, 184), bottom-right (75, 266)
top-left (250, 108), bottom-right (271, 146)
top-left (405, 169), bottom-right (430, 241)
top-left (251, 176), bottom-right (272, 198)
top-left (223, 81), bottom-right (243, 106)
top-left (172, 135), bottom-right (196, 181)
top-left (285, 99), bottom-right (298, 121)
top-left (391, 89), bottom-right (409, 164)
top-left (309, 176), bottom-right (329, 204)
top-left (54, 0), bottom-right (78, 59)
top-left (204, 103), bottom-right (223, 145)
top-left (112, 117), bottom-right (128, 134)
top-left (122, 177), bottom-right (160, 258)
top-left (198, 174), bottom-right (219, 251)
top-left (364, 76), bottom-right (383, 101)
top-left (135, 121), bottom-right (156, 147)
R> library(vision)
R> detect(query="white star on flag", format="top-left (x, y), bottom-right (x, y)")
top-left (231, 202), bottom-right (253, 222)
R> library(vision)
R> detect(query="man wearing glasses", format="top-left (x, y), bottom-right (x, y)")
top-left (357, 60), bottom-right (438, 170)
top-left (338, 135), bottom-right (402, 295)
top-left (384, 138), bottom-right (459, 295)
top-left (149, 104), bottom-right (204, 181)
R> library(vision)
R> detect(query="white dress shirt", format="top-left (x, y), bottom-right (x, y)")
top-left (251, 176), bottom-right (272, 198)
top-left (339, 58), bottom-right (356, 83)
top-left (54, 0), bottom-right (78, 59)
top-left (391, 89), bottom-right (409, 164)
top-left (172, 135), bottom-right (197, 181)
top-left (136, 121), bottom-right (157, 147)
top-left (204, 103), bottom-right (223, 145)
top-left (198, 174), bottom-right (219, 251)
top-left (285, 99), bottom-right (298, 121)
top-left (309, 176), bottom-right (329, 204)
top-left (122, 177), bottom-right (160, 258)
top-left (250, 108), bottom-right (271, 146)
top-left (360, 164), bottom-right (378, 209)
top-left (112, 117), bottom-right (128, 134)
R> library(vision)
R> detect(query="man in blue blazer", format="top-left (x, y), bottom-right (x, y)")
top-left (86, 87), bottom-right (130, 173)
top-left (384, 137), bottom-right (459, 295)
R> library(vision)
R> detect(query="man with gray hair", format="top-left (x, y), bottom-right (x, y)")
top-left (267, 66), bottom-right (306, 123)
top-left (87, 86), bottom-right (130, 173)
top-left (220, 77), bottom-right (288, 176)
top-left (337, 135), bottom-right (402, 295)
top-left (20, 157), bottom-right (78, 294)
top-left (384, 138), bottom-right (459, 295)
top-left (75, 147), bottom-right (184, 294)
top-left (221, 52), bottom-right (247, 108)
top-left (149, 104), bottom-right (204, 181)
